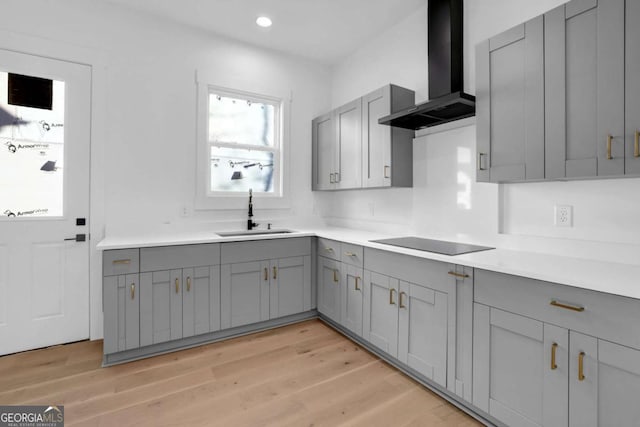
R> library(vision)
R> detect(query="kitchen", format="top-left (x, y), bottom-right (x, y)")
top-left (1, 0), bottom-right (639, 425)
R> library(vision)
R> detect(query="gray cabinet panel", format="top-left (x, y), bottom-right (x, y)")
top-left (181, 265), bottom-right (220, 338)
top-left (220, 261), bottom-right (269, 329)
top-left (475, 39), bottom-right (491, 182)
top-left (103, 249), bottom-right (139, 276)
top-left (103, 274), bottom-right (139, 354)
top-left (312, 112), bottom-right (334, 190)
top-left (317, 238), bottom-right (341, 261)
top-left (220, 237), bottom-right (311, 264)
top-left (335, 98), bottom-right (362, 189)
top-left (269, 256), bottom-right (309, 319)
top-left (140, 244), bottom-right (220, 272)
top-left (140, 270), bottom-right (183, 346)
top-left (363, 270), bottom-right (399, 358)
top-left (341, 264), bottom-right (363, 336)
top-left (626, 0), bottom-right (640, 174)
top-left (317, 256), bottom-right (341, 323)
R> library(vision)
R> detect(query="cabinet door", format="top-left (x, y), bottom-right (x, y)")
top-left (269, 256), bottom-right (310, 319)
top-left (473, 304), bottom-right (568, 427)
top-left (363, 271), bottom-right (399, 358)
top-left (103, 274), bottom-right (139, 354)
top-left (626, 0), bottom-right (640, 174)
top-left (182, 266), bottom-right (221, 338)
top-left (312, 112), bottom-right (334, 190)
top-left (317, 257), bottom-right (341, 323)
top-left (341, 264), bottom-right (363, 336)
top-left (476, 16), bottom-right (544, 182)
top-left (569, 333), bottom-right (640, 427)
top-left (220, 261), bottom-right (269, 329)
top-left (545, 0), bottom-right (624, 178)
top-left (140, 270), bottom-right (183, 346)
top-left (362, 87), bottom-right (391, 188)
top-left (397, 281), bottom-right (448, 387)
top-left (334, 98), bottom-right (362, 189)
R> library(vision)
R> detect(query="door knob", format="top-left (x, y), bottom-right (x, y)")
top-left (64, 234), bottom-right (86, 242)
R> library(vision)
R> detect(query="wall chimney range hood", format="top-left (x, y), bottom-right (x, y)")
top-left (379, 0), bottom-right (475, 130)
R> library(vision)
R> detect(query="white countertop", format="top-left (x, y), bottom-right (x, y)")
top-left (97, 226), bottom-right (640, 300)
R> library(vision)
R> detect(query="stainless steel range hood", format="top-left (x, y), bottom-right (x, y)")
top-left (379, 0), bottom-right (475, 130)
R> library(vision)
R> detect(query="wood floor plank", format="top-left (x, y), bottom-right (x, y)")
top-left (0, 320), bottom-right (482, 427)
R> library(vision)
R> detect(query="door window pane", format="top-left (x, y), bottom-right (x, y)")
top-left (210, 146), bottom-right (274, 193)
top-left (0, 71), bottom-right (65, 218)
top-left (208, 93), bottom-right (275, 147)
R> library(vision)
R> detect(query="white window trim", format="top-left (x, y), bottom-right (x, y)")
top-left (195, 79), bottom-right (291, 210)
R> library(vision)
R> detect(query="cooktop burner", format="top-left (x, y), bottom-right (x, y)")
top-left (370, 237), bottom-right (494, 256)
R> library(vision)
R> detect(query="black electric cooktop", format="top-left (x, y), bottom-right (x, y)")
top-left (370, 237), bottom-right (494, 256)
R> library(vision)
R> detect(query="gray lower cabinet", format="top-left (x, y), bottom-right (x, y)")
top-left (341, 264), bottom-right (363, 336)
top-left (476, 15), bottom-right (544, 182)
top-left (474, 269), bottom-right (640, 427)
top-left (103, 249), bottom-right (140, 355)
top-left (220, 238), bottom-right (312, 329)
top-left (317, 256), bottom-right (341, 323)
top-left (362, 249), bottom-right (472, 396)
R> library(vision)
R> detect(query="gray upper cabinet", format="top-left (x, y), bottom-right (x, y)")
top-left (626, 0), bottom-right (640, 174)
top-left (476, 16), bottom-right (544, 182)
top-left (312, 112), bottom-right (335, 190)
top-left (545, 0), bottom-right (625, 179)
top-left (335, 98), bottom-right (362, 189)
top-left (362, 85), bottom-right (415, 188)
top-left (312, 84), bottom-right (415, 191)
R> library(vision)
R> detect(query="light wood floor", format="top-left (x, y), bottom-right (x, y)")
top-left (0, 320), bottom-right (482, 426)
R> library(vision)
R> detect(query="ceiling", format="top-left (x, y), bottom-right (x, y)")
top-left (103, 0), bottom-right (426, 64)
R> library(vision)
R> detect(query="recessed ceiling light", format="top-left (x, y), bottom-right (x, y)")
top-left (256, 16), bottom-right (272, 28)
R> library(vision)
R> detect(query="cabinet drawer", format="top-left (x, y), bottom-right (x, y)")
top-left (221, 237), bottom-right (311, 264)
top-left (341, 243), bottom-right (363, 267)
top-left (140, 244), bottom-right (220, 272)
top-left (103, 249), bottom-right (139, 276)
top-left (475, 269), bottom-right (640, 350)
top-left (317, 238), bottom-right (341, 261)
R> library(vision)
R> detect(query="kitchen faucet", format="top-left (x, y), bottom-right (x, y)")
top-left (247, 189), bottom-right (258, 230)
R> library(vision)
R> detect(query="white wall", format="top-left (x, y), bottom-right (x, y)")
top-left (322, 0), bottom-right (640, 265)
top-left (0, 0), bottom-right (331, 338)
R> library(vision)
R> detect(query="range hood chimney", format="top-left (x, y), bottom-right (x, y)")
top-left (378, 0), bottom-right (475, 130)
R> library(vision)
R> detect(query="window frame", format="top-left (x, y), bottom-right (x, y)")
top-left (195, 80), bottom-right (290, 211)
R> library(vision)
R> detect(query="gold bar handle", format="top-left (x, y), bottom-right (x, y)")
top-left (384, 165), bottom-right (390, 178)
top-left (550, 300), bottom-right (584, 312)
top-left (478, 152), bottom-right (487, 171)
top-left (264, 267), bottom-right (268, 281)
top-left (273, 266), bottom-right (277, 280)
top-left (112, 259), bottom-right (131, 265)
top-left (635, 130), bottom-right (639, 158)
top-left (551, 343), bottom-right (558, 370)
top-left (389, 288), bottom-right (396, 305)
top-left (333, 269), bottom-right (339, 283)
top-left (186, 276), bottom-right (191, 292)
top-left (448, 271), bottom-right (469, 279)
top-left (329, 173), bottom-right (334, 184)
top-left (130, 283), bottom-right (135, 300)
top-left (175, 278), bottom-right (179, 294)
top-left (399, 291), bottom-right (407, 309)
top-left (355, 276), bottom-right (361, 291)
top-left (344, 252), bottom-right (357, 257)
top-left (607, 134), bottom-right (613, 160)
top-left (578, 351), bottom-right (586, 381)
top-left (324, 247), bottom-right (334, 253)
top-left (335, 172), bottom-right (340, 183)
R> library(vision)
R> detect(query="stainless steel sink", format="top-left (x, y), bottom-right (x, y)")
top-left (216, 229), bottom-right (294, 237)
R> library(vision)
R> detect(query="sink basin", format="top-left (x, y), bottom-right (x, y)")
top-left (216, 229), bottom-right (294, 237)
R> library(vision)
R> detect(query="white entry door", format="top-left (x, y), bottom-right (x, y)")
top-left (0, 49), bottom-right (91, 355)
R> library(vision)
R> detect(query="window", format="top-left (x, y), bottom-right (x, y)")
top-left (207, 88), bottom-right (282, 197)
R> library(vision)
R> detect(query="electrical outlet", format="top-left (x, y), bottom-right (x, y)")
top-left (554, 205), bottom-right (573, 227)
top-left (180, 205), bottom-right (193, 218)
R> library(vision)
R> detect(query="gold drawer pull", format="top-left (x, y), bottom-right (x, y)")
top-left (112, 259), bottom-right (131, 265)
top-left (550, 300), bottom-right (584, 312)
top-left (635, 130), bottom-right (639, 158)
top-left (448, 271), bottom-right (469, 279)
top-left (324, 247), bottom-right (334, 253)
top-left (344, 252), bottom-right (357, 257)
top-left (186, 276), bottom-right (191, 292)
top-left (399, 291), bottom-right (407, 309)
top-left (384, 165), bottom-right (390, 178)
top-left (607, 134), bottom-right (613, 160)
top-left (551, 343), bottom-right (558, 370)
top-left (273, 266), bottom-right (277, 280)
top-left (578, 351), bottom-right (586, 381)
top-left (389, 288), bottom-right (396, 305)
top-left (264, 267), bottom-right (268, 281)
top-left (333, 269), bottom-right (339, 283)
top-left (130, 283), bottom-right (135, 300)
top-left (478, 152), bottom-right (487, 171)
top-left (355, 276), bottom-right (361, 291)
top-left (175, 278), bottom-right (180, 294)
